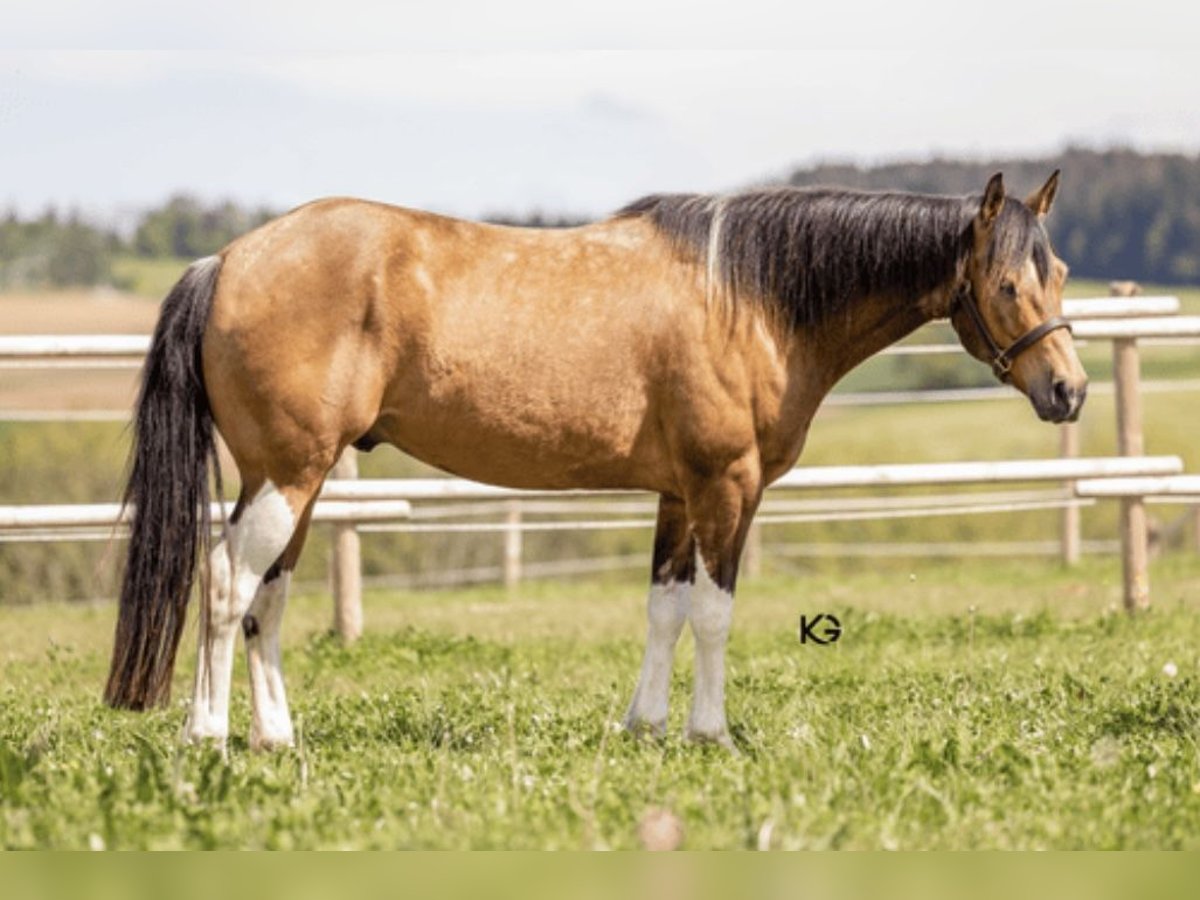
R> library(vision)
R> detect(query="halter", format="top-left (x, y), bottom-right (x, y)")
top-left (951, 281), bottom-right (1072, 382)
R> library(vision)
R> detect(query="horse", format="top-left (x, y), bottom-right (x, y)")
top-left (104, 171), bottom-right (1086, 750)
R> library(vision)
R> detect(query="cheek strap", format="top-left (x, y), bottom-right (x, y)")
top-left (953, 282), bottom-right (1073, 381)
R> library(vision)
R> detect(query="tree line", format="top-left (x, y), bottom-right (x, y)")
top-left (2, 147), bottom-right (1198, 290)
top-left (783, 147), bottom-right (1200, 284)
top-left (0, 196), bottom-right (276, 290)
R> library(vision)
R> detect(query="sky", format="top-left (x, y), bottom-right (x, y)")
top-left (2, 1), bottom-right (1198, 223)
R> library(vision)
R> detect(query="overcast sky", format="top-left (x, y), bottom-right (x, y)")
top-left (3, 1), bottom-right (1198, 222)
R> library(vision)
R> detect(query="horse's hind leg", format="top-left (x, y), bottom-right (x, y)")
top-left (243, 572), bottom-right (293, 749)
top-left (185, 478), bottom-right (319, 747)
top-left (243, 497), bottom-right (317, 750)
top-left (624, 495), bottom-right (694, 738)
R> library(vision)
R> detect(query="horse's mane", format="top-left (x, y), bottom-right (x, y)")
top-left (616, 186), bottom-right (1051, 329)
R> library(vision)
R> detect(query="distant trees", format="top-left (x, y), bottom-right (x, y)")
top-left (784, 147), bottom-right (1200, 285)
top-left (2, 148), bottom-right (1199, 290)
top-left (484, 211), bottom-right (589, 229)
top-left (0, 195), bottom-right (277, 290)
top-left (132, 195), bottom-right (276, 259)
top-left (0, 210), bottom-right (117, 289)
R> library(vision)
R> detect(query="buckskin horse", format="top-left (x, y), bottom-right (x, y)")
top-left (105, 171), bottom-right (1086, 750)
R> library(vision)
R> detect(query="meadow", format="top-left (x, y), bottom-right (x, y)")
top-left (1, 271), bottom-right (1199, 848)
top-left (2, 557), bottom-right (1200, 849)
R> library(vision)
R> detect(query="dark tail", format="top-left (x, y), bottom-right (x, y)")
top-left (104, 256), bottom-right (223, 710)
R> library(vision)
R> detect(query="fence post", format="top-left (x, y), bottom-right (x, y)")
top-left (503, 501), bottom-right (523, 589)
top-left (1110, 281), bottom-right (1150, 612)
top-left (1059, 421), bottom-right (1081, 565)
top-left (330, 448), bottom-right (363, 641)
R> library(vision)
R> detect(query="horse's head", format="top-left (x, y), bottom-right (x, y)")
top-left (950, 171), bottom-right (1088, 423)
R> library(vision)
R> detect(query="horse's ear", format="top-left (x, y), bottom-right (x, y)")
top-left (1025, 169), bottom-right (1060, 219)
top-left (978, 172), bottom-right (1005, 228)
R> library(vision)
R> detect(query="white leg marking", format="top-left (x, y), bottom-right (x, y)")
top-left (186, 481), bottom-right (296, 746)
top-left (687, 551), bottom-right (734, 746)
top-left (186, 538), bottom-right (233, 743)
top-left (245, 571), bottom-right (294, 750)
top-left (624, 580), bottom-right (690, 737)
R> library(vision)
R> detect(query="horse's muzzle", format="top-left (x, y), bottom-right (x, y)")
top-left (1032, 378), bottom-right (1088, 423)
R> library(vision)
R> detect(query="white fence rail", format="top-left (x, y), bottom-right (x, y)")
top-left (0, 500), bottom-right (414, 531)
top-left (316, 456), bottom-right (1182, 502)
top-left (0, 297), bottom-right (1188, 365)
top-left (1075, 476), bottom-right (1200, 498)
top-left (5, 457), bottom-right (1177, 530)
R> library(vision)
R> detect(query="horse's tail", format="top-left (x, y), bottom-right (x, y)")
top-left (104, 255), bottom-right (223, 710)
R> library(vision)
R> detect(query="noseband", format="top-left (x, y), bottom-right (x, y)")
top-left (951, 282), bottom-right (1072, 382)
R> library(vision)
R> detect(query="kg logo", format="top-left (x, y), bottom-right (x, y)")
top-left (798, 613), bottom-right (842, 645)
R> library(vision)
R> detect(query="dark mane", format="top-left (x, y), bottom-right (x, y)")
top-left (616, 187), bottom-right (1050, 329)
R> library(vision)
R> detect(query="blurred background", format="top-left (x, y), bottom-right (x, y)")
top-left (3, 3), bottom-right (1199, 602)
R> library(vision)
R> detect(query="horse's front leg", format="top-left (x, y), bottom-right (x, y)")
top-left (682, 457), bottom-right (761, 749)
top-left (624, 495), bottom-right (694, 738)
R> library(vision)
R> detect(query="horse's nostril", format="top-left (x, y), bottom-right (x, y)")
top-left (1052, 379), bottom-right (1072, 411)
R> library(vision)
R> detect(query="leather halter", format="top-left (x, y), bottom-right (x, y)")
top-left (951, 281), bottom-right (1073, 382)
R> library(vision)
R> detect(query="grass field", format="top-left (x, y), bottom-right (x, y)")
top-left (2, 556), bottom-right (1200, 849)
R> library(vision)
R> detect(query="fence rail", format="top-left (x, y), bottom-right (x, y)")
top-left (316, 456), bottom-right (1183, 502)
top-left (1075, 476), bottom-right (1200, 498)
top-left (3, 457), bottom-right (1175, 534)
top-left (0, 500), bottom-right (413, 531)
top-left (0, 297), bottom-right (1187, 363)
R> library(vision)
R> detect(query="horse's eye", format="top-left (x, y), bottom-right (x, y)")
top-left (999, 280), bottom-right (1017, 298)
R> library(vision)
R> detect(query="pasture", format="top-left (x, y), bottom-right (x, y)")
top-left (2, 272), bottom-right (1199, 849)
top-left (2, 558), bottom-right (1200, 849)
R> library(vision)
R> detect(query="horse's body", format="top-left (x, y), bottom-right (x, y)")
top-left (211, 199), bottom-right (813, 495)
top-left (105, 175), bottom-right (1087, 751)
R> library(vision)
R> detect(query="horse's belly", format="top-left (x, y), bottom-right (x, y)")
top-left (373, 368), bottom-right (667, 491)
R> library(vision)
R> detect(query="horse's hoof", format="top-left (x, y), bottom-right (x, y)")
top-left (248, 732), bottom-right (295, 752)
top-left (623, 715), bottom-right (667, 741)
top-left (684, 727), bottom-right (739, 753)
top-left (182, 723), bottom-right (228, 755)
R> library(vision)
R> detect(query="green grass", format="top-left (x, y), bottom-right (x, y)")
top-left (2, 556), bottom-right (1200, 849)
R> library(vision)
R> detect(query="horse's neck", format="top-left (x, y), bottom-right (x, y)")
top-left (755, 282), bottom-right (952, 479)
top-left (804, 282), bottom-right (952, 393)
